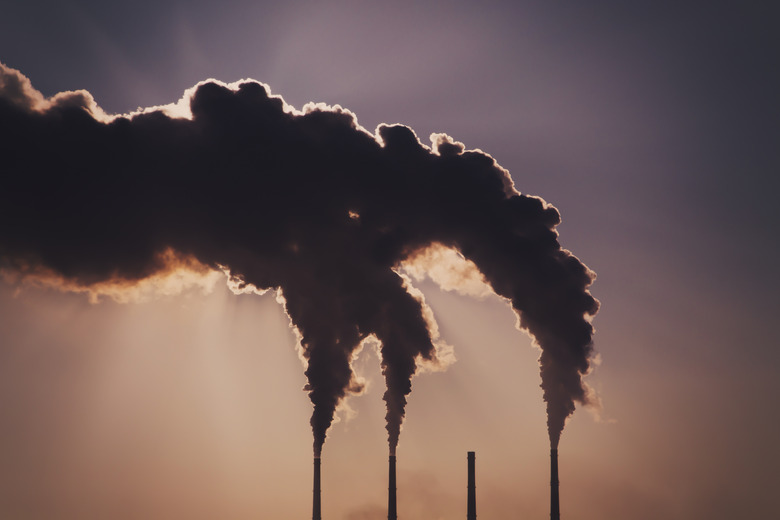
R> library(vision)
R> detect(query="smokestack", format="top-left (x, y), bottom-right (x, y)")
top-left (550, 448), bottom-right (560, 520)
top-left (388, 455), bottom-right (397, 520)
top-left (313, 456), bottom-right (322, 520)
top-left (467, 451), bottom-right (476, 520)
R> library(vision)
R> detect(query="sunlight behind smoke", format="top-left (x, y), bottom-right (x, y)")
top-left (1, 248), bottom-right (223, 303)
top-left (400, 243), bottom-right (494, 299)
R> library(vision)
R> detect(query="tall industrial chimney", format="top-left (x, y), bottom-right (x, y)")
top-left (467, 451), bottom-right (476, 520)
top-left (313, 456), bottom-right (322, 520)
top-left (388, 455), bottom-right (397, 520)
top-left (550, 448), bottom-right (560, 520)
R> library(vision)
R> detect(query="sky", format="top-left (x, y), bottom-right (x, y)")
top-left (1, 1), bottom-right (779, 519)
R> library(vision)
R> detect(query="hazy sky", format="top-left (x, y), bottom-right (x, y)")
top-left (1, 1), bottom-right (779, 519)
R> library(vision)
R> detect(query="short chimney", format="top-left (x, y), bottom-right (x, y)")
top-left (313, 456), bottom-right (322, 520)
top-left (467, 451), bottom-right (476, 520)
top-left (550, 448), bottom-right (560, 520)
top-left (388, 455), bottom-right (397, 520)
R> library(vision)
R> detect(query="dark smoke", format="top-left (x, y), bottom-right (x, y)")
top-left (0, 62), bottom-right (598, 452)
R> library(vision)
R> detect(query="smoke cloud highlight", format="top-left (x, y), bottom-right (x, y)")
top-left (0, 62), bottom-right (598, 452)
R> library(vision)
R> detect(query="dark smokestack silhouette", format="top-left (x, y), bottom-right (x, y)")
top-left (550, 448), bottom-right (560, 520)
top-left (467, 451), bottom-right (476, 520)
top-left (388, 455), bottom-right (397, 520)
top-left (313, 456), bottom-right (322, 520)
top-left (0, 62), bottom-right (598, 456)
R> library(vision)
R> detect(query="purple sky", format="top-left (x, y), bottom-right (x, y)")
top-left (1, 1), bottom-right (778, 518)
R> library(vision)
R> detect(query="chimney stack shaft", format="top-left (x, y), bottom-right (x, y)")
top-left (550, 448), bottom-right (560, 520)
top-left (388, 455), bottom-right (397, 520)
top-left (467, 451), bottom-right (476, 520)
top-left (313, 457), bottom-right (322, 520)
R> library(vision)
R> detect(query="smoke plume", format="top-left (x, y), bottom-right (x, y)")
top-left (0, 62), bottom-right (598, 452)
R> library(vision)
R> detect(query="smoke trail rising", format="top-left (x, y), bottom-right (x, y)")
top-left (0, 62), bottom-right (598, 452)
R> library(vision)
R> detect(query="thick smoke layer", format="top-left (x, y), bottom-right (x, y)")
top-left (0, 63), bottom-right (598, 452)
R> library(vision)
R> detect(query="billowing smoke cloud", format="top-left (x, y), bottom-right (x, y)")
top-left (0, 62), bottom-right (598, 452)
